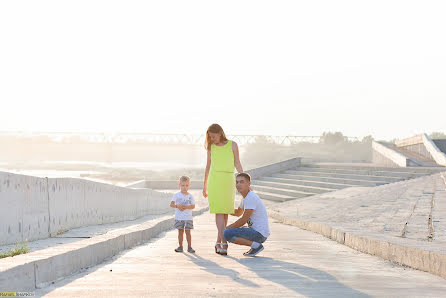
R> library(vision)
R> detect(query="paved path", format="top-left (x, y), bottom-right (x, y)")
top-left (37, 212), bottom-right (446, 297)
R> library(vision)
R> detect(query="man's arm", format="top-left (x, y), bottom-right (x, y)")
top-left (226, 209), bottom-right (253, 229)
top-left (230, 207), bottom-right (243, 217)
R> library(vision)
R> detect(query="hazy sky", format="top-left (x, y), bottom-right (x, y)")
top-left (1, 1), bottom-right (445, 140)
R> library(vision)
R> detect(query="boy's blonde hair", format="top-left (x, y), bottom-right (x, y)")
top-left (179, 175), bottom-right (191, 183)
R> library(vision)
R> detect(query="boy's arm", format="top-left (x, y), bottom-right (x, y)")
top-left (230, 207), bottom-right (243, 217)
top-left (185, 204), bottom-right (195, 209)
top-left (226, 209), bottom-right (253, 229)
top-left (170, 201), bottom-right (177, 208)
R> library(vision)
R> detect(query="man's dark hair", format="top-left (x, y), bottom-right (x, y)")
top-left (236, 172), bottom-right (251, 182)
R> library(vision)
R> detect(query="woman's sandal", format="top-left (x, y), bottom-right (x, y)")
top-left (219, 243), bottom-right (228, 256)
top-left (215, 242), bottom-right (221, 254)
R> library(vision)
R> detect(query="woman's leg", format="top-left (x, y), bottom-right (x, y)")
top-left (215, 213), bottom-right (226, 244)
top-left (215, 214), bottom-right (222, 244)
top-left (222, 214), bottom-right (229, 244)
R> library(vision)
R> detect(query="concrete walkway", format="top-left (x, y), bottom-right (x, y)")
top-left (269, 172), bottom-right (446, 279)
top-left (37, 212), bottom-right (446, 297)
top-left (271, 172), bottom-right (446, 242)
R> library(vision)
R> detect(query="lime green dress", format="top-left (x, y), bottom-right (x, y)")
top-left (207, 140), bottom-right (235, 214)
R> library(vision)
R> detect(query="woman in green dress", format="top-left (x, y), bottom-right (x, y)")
top-left (203, 124), bottom-right (243, 255)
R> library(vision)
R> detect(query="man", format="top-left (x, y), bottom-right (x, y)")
top-left (223, 173), bottom-right (270, 257)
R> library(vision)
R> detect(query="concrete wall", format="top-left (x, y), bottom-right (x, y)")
top-left (246, 157), bottom-right (301, 180)
top-left (0, 172), bottom-right (49, 246)
top-left (421, 134), bottom-right (446, 166)
top-left (372, 141), bottom-right (408, 167)
top-left (401, 143), bottom-right (434, 161)
top-left (0, 172), bottom-right (171, 246)
top-left (395, 135), bottom-right (423, 147)
top-left (395, 134), bottom-right (446, 166)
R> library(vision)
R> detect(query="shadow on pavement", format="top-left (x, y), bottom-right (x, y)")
top-left (185, 253), bottom-right (260, 288)
top-left (236, 256), bottom-right (371, 298)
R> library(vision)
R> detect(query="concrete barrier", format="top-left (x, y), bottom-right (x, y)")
top-left (395, 134), bottom-right (446, 167)
top-left (372, 141), bottom-right (408, 167)
top-left (421, 134), bottom-right (446, 166)
top-left (0, 172), bottom-right (172, 246)
top-left (0, 172), bottom-right (50, 245)
top-left (247, 157), bottom-right (301, 180)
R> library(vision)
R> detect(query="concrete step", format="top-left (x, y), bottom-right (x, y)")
top-left (272, 173), bottom-right (387, 187)
top-left (389, 145), bottom-right (441, 167)
top-left (291, 167), bottom-right (427, 178)
top-left (254, 190), bottom-right (300, 202)
top-left (287, 170), bottom-right (406, 182)
top-left (254, 179), bottom-right (334, 193)
top-left (251, 184), bottom-right (317, 198)
top-left (284, 170), bottom-right (405, 183)
top-left (307, 163), bottom-right (444, 173)
top-left (259, 177), bottom-right (353, 190)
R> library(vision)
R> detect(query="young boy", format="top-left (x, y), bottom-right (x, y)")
top-left (170, 175), bottom-right (196, 253)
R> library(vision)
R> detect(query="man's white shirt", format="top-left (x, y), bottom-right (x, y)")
top-left (239, 190), bottom-right (270, 237)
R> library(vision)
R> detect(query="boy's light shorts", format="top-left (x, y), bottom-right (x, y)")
top-left (174, 220), bottom-right (194, 230)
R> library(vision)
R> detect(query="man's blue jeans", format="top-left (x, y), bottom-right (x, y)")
top-left (224, 227), bottom-right (267, 243)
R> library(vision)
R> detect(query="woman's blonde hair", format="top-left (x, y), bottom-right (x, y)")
top-left (204, 123), bottom-right (228, 150)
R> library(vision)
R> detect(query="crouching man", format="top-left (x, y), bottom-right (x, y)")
top-left (223, 173), bottom-right (270, 257)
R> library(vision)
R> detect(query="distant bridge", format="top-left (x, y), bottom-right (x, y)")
top-left (0, 131), bottom-right (360, 145)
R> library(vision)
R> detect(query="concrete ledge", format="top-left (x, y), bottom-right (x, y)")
top-left (247, 157), bottom-right (301, 180)
top-left (372, 141), bottom-right (409, 167)
top-left (422, 134), bottom-right (446, 167)
top-left (394, 134), bottom-right (446, 167)
top-left (0, 172), bottom-right (173, 246)
top-left (0, 206), bottom-right (208, 291)
top-left (269, 210), bottom-right (446, 279)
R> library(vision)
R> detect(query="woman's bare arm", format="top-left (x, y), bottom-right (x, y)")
top-left (203, 149), bottom-right (211, 197)
top-left (232, 141), bottom-right (243, 173)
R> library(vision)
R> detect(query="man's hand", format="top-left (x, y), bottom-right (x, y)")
top-left (177, 204), bottom-right (186, 211)
top-left (231, 207), bottom-right (243, 217)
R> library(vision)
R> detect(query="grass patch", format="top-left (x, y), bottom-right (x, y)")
top-left (0, 242), bottom-right (30, 259)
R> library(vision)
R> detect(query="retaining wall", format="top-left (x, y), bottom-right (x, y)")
top-left (0, 172), bottom-right (171, 246)
top-left (246, 157), bottom-right (301, 179)
top-left (395, 134), bottom-right (446, 166)
top-left (372, 141), bottom-right (408, 167)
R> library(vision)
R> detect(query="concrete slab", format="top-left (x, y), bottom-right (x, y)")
top-left (269, 172), bottom-right (446, 279)
top-left (35, 212), bottom-right (446, 297)
top-left (0, 190), bottom-right (209, 291)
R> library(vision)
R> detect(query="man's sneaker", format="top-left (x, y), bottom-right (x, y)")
top-left (243, 244), bottom-right (264, 257)
top-left (187, 247), bottom-right (195, 253)
top-left (174, 246), bottom-right (183, 252)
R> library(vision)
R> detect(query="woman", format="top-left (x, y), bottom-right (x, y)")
top-left (203, 124), bottom-right (243, 255)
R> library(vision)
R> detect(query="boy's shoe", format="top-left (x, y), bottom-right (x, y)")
top-left (174, 246), bottom-right (183, 252)
top-left (243, 244), bottom-right (264, 257)
top-left (187, 247), bottom-right (195, 253)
